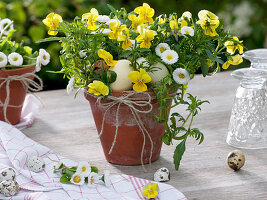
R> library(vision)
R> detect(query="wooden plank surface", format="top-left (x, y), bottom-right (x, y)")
top-left (22, 71), bottom-right (267, 200)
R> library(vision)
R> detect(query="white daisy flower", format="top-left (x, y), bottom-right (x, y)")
top-left (66, 77), bottom-right (75, 95)
top-left (107, 19), bottom-right (121, 26)
top-left (39, 49), bottom-right (50, 66)
top-left (0, 18), bottom-right (14, 35)
top-left (155, 43), bottom-right (170, 57)
top-left (79, 50), bottom-right (87, 59)
top-left (102, 29), bottom-right (111, 34)
top-left (0, 52), bottom-right (8, 68)
top-left (181, 26), bottom-right (194, 37)
top-left (161, 50), bottom-right (179, 65)
top-left (35, 56), bottom-right (42, 72)
top-left (182, 11), bottom-right (192, 20)
top-left (70, 173), bottom-right (85, 185)
top-left (8, 52), bottom-right (23, 66)
top-left (103, 170), bottom-right (111, 187)
top-left (98, 15), bottom-right (110, 24)
top-left (88, 172), bottom-right (99, 188)
top-left (173, 68), bottom-right (190, 85)
top-left (76, 161), bottom-right (91, 177)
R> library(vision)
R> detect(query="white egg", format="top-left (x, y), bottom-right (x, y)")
top-left (26, 156), bottom-right (45, 173)
top-left (110, 59), bottom-right (133, 91)
top-left (154, 167), bottom-right (170, 182)
top-left (0, 168), bottom-right (16, 182)
top-left (136, 57), bottom-right (149, 68)
top-left (148, 62), bottom-right (169, 84)
top-left (0, 180), bottom-right (19, 197)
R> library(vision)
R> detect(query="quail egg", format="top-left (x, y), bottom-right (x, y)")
top-left (26, 156), bottom-right (45, 173)
top-left (154, 167), bottom-right (170, 182)
top-left (0, 168), bottom-right (16, 182)
top-left (0, 180), bottom-right (19, 197)
top-left (227, 150), bottom-right (245, 171)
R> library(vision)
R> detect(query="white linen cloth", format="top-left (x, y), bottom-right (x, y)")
top-left (0, 121), bottom-right (187, 200)
top-left (14, 94), bottom-right (42, 130)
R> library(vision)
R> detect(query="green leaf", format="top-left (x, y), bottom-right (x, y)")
top-left (107, 4), bottom-right (117, 15)
top-left (36, 37), bottom-right (61, 43)
top-left (161, 133), bottom-right (171, 145)
top-left (173, 140), bottom-right (186, 170)
top-left (60, 174), bottom-right (72, 184)
top-left (91, 166), bottom-right (99, 173)
top-left (200, 60), bottom-right (209, 77)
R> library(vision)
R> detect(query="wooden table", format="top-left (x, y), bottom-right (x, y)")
top-left (23, 71), bottom-right (267, 200)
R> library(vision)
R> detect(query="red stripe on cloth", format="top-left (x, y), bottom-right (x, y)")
top-left (129, 176), bottom-right (143, 199)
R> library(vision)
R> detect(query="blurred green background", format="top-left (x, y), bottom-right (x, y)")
top-left (0, 0), bottom-right (266, 90)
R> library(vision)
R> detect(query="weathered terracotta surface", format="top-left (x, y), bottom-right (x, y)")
top-left (0, 65), bottom-right (35, 125)
top-left (84, 90), bottom-right (174, 165)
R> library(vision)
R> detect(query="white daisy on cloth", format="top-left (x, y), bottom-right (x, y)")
top-left (0, 121), bottom-right (187, 200)
top-left (8, 52), bottom-right (23, 66)
top-left (66, 77), bottom-right (75, 95)
top-left (161, 50), bottom-right (179, 65)
top-left (173, 68), bottom-right (190, 85)
top-left (103, 170), bottom-right (111, 187)
top-left (88, 172), bottom-right (99, 188)
top-left (39, 49), bottom-right (50, 66)
top-left (70, 173), bottom-right (85, 185)
top-left (76, 161), bottom-right (91, 176)
top-left (0, 18), bottom-right (14, 35)
top-left (181, 26), bottom-right (194, 37)
top-left (0, 52), bottom-right (8, 68)
top-left (155, 43), bottom-right (170, 57)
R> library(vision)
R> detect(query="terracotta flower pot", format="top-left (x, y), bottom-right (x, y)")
top-left (84, 90), bottom-right (174, 166)
top-left (0, 65), bottom-right (35, 125)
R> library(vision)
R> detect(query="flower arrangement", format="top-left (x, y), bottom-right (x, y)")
top-left (41, 3), bottom-right (244, 170)
top-left (53, 161), bottom-right (110, 187)
top-left (0, 18), bottom-right (50, 71)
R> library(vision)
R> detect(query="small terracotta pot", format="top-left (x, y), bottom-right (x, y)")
top-left (0, 65), bottom-right (35, 125)
top-left (84, 90), bottom-right (174, 165)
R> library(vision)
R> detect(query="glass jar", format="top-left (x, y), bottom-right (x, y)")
top-left (226, 50), bottom-right (267, 149)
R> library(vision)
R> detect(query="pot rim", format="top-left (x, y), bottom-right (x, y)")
top-left (0, 65), bottom-right (36, 77)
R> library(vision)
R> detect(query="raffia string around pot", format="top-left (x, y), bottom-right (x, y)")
top-left (0, 72), bottom-right (43, 124)
top-left (86, 90), bottom-right (156, 170)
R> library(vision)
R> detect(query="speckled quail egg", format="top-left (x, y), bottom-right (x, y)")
top-left (0, 168), bottom-right (16, 182)
top-left (0, 180), bottom-right (19, 197)
top-left (26, 156), bottom-right (45, 173)
top-left (154, 167), bottom-right (170, 182)
top-left (227, 150), bottom-right (245, 171)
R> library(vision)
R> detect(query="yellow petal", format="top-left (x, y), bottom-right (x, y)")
top-left (228, 55), bottom-right (243, 65)
top-left (133, 82), bottom-right (147, 92)
top-left (128, 71), bottom-right (140, 83)
top-left (90, 8), bottom-right (99, 16)
top-left (122, 39), bottom-right (132, 49)
top-left (222, 61), bottom-right (230, 69)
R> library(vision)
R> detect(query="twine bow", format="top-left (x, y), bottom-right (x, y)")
top-left (0, 72), bottom-right (43, 124)
top-left (90, 91), bottom-right (155, 169)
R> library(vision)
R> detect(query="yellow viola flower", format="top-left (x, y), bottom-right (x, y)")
top-left (121, 29), bottom-right (133, 49)
top-left (134, 3), bottom-right (154, 24)
top-left (82, 8), bottom-right (99, 31)
top-left (169, 15), bottom-right (178, 30)
top-left (222, 54), bottom-right (243, 69)
top-left (97, 49), bottom-right (118, 67)
top-left (142, 183), bottom-right (159, 199)
top-left (136, 29), bottom-right (157, 49)
top-left (88, 80), bottom-right (109, 96)
top-left (108, 20), bottom-right (127, 41)
top-left (43, 13), bottom-right (63, 36)
top-left (128, 68), bottom-right (152, 92)
top-left (196, 10), bottom-right (220, 37)
top-left (224, 36), bottom-right (244, 55)
top-left (128, 14), bottom-right (143, 33)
